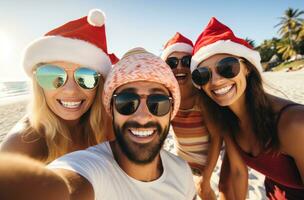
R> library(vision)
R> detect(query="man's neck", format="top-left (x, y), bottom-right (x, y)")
top-left (109, 141), bottom-right (163, 182)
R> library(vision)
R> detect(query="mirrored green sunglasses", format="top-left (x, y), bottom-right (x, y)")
top-left (33, 64), bottom-right (101, 90)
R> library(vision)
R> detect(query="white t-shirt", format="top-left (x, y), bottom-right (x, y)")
top-left (48, 142), bottom-right (197, 200)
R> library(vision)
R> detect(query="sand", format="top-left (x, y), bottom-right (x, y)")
top-left (0, 71), bottom-right (303, 199)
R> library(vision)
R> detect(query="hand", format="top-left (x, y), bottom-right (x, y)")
top-left (195, 177), bottom-right (216, 200)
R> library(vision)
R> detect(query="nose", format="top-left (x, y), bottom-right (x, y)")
top-left (176, 59), bottom-right (183, 69)
top-left (132, 98), bottom-right (153, 124)
top-left (210, 68), bottom-right (225, 85)
top-left (60, 73), bottom-right (80, 94)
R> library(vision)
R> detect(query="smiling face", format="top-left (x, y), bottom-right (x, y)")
top-left (42, 61), bottom-right (97, 122)
top-left (199, 54), bottom-right (248, 107)
top-left (167, 52), bottom-right (196, 100)
top-left (112, 81), bottom-right (171, 164)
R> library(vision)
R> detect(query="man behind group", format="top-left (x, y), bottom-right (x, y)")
top-left (0, 47), bottom-right (197, 200)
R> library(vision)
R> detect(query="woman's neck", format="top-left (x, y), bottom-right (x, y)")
top-left (229, 93), bottom-right (248, 122)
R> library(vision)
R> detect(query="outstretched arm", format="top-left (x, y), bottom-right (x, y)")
top-left (0, 153), bottom-right (69, 200)
top-left (278, 105), bottom-right (304, 184)
top-left (0, 153), bottom-right (94, 200)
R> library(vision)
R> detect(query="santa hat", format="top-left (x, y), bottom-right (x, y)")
top-left (191, 17), bottom-right (262, 72)
top-left (103, 47), bottom-right (181, 120)
top-left (22, 9), bottom-right (114, 77)
top-left (161, 32), bottom-right (193, 60)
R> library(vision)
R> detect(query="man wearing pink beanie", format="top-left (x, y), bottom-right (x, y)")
top-left (0, 48), bottom-right (197, 200)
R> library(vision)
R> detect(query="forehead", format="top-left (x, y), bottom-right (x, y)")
top-left (115, 81), bottom-right (169, 95)
top-left (199, 53), bottom-right (236, 66)
top-left (47, 61), bottom-right (82, 70)
top-left (168, 51), bottom-right (191, 58)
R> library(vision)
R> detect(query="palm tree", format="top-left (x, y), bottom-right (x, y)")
top-left (256, 38), bottom-right (281, 62)
top-left (277, 38), bottom-right (297, 60)
top-left (275, 8), bottom-right (304, 59)
top-left (275, 8), bottom-right (304, 39)
top-left (296, 20), bottom-right (304, 41)
top-left (245, 37), bottom-right (256, 48)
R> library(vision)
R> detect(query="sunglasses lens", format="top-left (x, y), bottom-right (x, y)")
top-left (192, 67), bottom-right (210, 86)
top-left (35, 64), bottom-right (67, 90)
top-left (147, 94), bottom-right (172, 116)
top-left (114, 93), bottom-right (140, 115)
top-left (181, 56), bottom-right (191, 68)
top-left (217, 57), bottom-right (240, 78)
top-left (166, 57), bottom-right (178, 69)
top-left (75, 67), bottom-right (100, 89)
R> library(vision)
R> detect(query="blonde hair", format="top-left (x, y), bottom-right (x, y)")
top-left (26, 73), bottom-right (106, 163)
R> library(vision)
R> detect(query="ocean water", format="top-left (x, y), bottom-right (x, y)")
top-left (0, 81), bottom-right (30, 99)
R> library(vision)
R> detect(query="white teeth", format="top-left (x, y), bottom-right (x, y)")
top-left (60, 101), bottom-right (82, 108)
top-left (130, 129), bottom-right (154, 137)
top-left (175, 73), bottom-right (186, 77)
top-left (213, 85), bottom-right (233, 95)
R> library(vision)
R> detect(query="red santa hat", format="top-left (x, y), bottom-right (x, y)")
top-left (191, 17), bottom-right (262, 72)
top-left (23, 9), bottom-right (114, 77)
top-left (161, 32), bottom-right (193, 60)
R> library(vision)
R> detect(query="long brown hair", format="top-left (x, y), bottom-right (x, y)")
top-left (198, 59), bottom-right (278, 151)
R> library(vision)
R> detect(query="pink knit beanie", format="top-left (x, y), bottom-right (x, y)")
top-left (103, 47), bottom-right (180, 119)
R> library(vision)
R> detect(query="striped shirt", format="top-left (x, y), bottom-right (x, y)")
top-left (171, 107), bottom-right (210, 171)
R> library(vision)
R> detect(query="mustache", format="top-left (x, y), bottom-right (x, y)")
top-left (123, 121), bottom-right (159, 129)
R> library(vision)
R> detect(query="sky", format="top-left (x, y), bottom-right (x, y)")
top-left (0, 0), bottom-right (303, 81)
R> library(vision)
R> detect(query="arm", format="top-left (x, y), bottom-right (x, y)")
top-left (0, 153), bottom-right (94, 200)
top-left (0, 119), bottom-right (48, 161)
top-left (199, 124), bottom-right (222, 199)
top-left (278, 106), bottom-right (304, 184)
top-left (223, 134), bottom-right (248, 200)
top-left (196, 108), bottom-right (222, 199)
top-left (0, 153), bottom-right (70, 200)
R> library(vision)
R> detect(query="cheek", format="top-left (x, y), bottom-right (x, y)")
top-left (84, 90), bottom-right (97, 104)
top-left (43, 90), bottom-right (57, 103)
top-left (201, 85), bottom-right (211, 96)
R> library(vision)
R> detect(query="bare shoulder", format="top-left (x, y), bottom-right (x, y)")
top-left (0, 117), bottom-right (48, 161)
top-left (53, 169), bottom-right (94, 200)
top-left (277, 104), bottom-right (304, 152)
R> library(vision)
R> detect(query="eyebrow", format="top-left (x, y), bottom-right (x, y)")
top-left (149, 88), bottom-right (168, 95)
top-left (117, 87), bottom-right (168, 95)
top-left (119, 88), bottom-right (137, 93)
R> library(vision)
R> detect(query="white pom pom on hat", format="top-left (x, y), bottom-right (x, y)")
top-left (88, 9), bottom-right (105, 27)
top-left (22, 8), bottom-right (111, 78)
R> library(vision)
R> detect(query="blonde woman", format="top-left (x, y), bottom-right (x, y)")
top-left (0, 9), bottom-right (117, 163)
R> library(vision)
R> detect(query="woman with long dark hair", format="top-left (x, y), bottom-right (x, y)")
top-left (191, 17), bottom-right (304, 199)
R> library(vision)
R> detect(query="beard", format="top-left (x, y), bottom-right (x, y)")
top-left (113, 120), bottom-right (169, 165)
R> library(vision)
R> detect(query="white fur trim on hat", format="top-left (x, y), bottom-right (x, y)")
top-left (190, 40), bottom-right (262, 72)
top-left (22, 36), bottom-right (111, 77)
top-left (161, 43), bottom-right (193, 60)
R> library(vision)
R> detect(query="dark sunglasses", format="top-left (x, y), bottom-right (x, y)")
top-left (34, 64), bottom-right (101, 90)
top-left (166, 55), bottom-right (191, 69)
top-left (113, 92), bottom-right (173, 116)
top-left (191, 57), bottom-right (241, 86)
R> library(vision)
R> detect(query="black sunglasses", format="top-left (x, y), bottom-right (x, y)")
top-left (166, 55), bottom-right (191, 69)
top-left (113, 92), bottom-right (173, 116)
top-left (191, 57), bottom-right (241, 86)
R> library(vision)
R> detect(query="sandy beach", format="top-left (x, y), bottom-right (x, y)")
top-left (0, 71), bottom-right (303, 199)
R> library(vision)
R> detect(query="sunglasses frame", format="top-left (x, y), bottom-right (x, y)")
top-left (166, 55), bottom-right (192, 69)
top-left (112, 92), bottom-right (173, 117)
top-left (33, 64), bottom-right (101, 90)
top-left (192, 57), bottom-right (243, 87)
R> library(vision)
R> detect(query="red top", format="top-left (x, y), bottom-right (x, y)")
top-left (237, 104), bottom-right (304, 189)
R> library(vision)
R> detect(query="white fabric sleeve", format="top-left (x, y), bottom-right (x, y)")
top-left (47, 151), bottom-right (104, 196)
